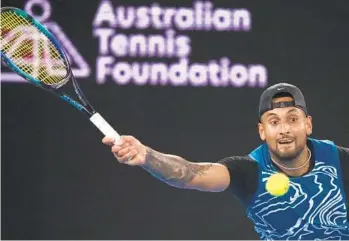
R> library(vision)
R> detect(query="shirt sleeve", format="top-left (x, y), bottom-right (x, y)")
top-left (337, 145), bottom-right (349, 157)
top-left (338, 145), bottom-right (349, 188)
top-left (217, 156), bottom-right (259, 206)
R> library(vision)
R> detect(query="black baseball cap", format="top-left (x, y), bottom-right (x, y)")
top-left (258, 83), bottom-right (308, 120)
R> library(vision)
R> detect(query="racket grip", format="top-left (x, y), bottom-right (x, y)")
top-left (90, 112), bottom-right (121, 142)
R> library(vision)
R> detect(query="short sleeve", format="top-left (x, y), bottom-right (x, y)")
top-left (218, 156), bottom-right (259, 206)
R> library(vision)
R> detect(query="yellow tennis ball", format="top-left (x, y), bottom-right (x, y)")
top-left (266, 173), bottom-right (290, 196)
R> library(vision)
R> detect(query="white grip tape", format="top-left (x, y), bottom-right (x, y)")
top-left (90, 113), bottom-right (120, 141)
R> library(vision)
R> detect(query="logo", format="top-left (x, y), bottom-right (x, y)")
top-left (0, 0), bottom-right (90, 83)
top-left (92, 0), bottom-right (268, 87)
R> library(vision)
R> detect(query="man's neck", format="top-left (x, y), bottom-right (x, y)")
top-left (270, 146), bottom-right (312, 177)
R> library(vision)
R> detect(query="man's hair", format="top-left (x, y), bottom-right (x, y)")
top-left (272, 92), bottom-right (294, 100)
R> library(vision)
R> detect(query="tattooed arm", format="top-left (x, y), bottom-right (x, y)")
top-left (102, 135), bottom-right (231, 192)
top-left (141, 147), bottom-right (230, 191)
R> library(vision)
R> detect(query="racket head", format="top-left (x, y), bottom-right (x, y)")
top-left (0, 7), bottom-right (71, 89)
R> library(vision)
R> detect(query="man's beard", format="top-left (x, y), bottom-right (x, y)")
top-left (272, 148), bottom-right (301, 161)
top-left (270, 140), bottom-right (304, 162)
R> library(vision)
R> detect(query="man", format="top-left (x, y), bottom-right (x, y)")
top-left (102, 83), bottom-right (349, 240)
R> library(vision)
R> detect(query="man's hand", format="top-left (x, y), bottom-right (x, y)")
top-left (102, 135), bottom-right (147, 166)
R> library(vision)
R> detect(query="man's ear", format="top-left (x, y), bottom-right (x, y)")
top-left (306, 115), bottom-right (313, 136)
top-left (258, 122), bottom-right (266, 141)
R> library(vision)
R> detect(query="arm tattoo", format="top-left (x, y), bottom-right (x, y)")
top-left (141, 147), bottom-right (213, 188)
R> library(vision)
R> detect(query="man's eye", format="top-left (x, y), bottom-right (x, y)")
top-left (290, 117), bottom-right (298, 122)
top-left (270, 120), bottom-right (279, 125)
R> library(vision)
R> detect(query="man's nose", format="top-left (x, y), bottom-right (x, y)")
top-left (279, 122), bottom-right (291, 134)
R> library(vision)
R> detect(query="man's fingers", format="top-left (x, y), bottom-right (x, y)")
top-left (111, 145), bottom-right (121, 153)
top-left (102, 136), bottom-right (115, 146)
top-left (121, 135), bottom-right (138, 145)
top-left (102, 136), bottom-right (126, 146)
top-left (118, 149), bottom-right (138, 163)
top-left (103, 135), bottom-right (144, 166)
top-left (117, 146), bottom-right (136, 157)
top-left (111, 142), bottom-right (130, 153)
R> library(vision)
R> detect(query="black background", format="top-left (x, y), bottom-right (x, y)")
top-left (2, 0), bottom-right (349, 239)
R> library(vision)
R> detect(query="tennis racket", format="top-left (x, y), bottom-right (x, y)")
top-left (0, 7), bottom-right (121, 142)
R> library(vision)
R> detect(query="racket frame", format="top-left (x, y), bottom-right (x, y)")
top-left (0, 7), bottom-right (121, 140)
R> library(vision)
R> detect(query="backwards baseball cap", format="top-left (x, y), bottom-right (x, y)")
top-left (258, 82), bottom-right (308, 120)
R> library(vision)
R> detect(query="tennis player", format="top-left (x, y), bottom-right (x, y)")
top-left (102, 83), bottom-right (349, 240)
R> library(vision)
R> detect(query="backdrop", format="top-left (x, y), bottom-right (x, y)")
top-left (1, 0), bottom-right (349, 239)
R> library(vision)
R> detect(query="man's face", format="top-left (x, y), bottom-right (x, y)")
top-left (258, 96), bottom-right (313, 160)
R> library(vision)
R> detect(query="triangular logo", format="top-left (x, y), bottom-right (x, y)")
top-left (1, 0), bottom-right (90, 83)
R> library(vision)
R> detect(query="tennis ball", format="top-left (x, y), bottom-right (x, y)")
top-left (266, 173), bottom-right (290, 196)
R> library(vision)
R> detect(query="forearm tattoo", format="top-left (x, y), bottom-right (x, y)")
top-left (141, 147), bottom-right (213, 188)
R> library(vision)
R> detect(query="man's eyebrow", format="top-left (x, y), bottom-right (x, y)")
top-left (266, 112), bottom-right (278, 118)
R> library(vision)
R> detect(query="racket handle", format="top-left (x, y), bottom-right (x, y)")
top-left (90, 112), bottom-right (121, 142)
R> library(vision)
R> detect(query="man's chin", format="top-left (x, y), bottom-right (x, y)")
top-left (275, 150), bottom-right (299, 161)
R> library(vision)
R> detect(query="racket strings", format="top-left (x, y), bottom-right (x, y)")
top-left (1, 10), bottom-right (68, 86)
